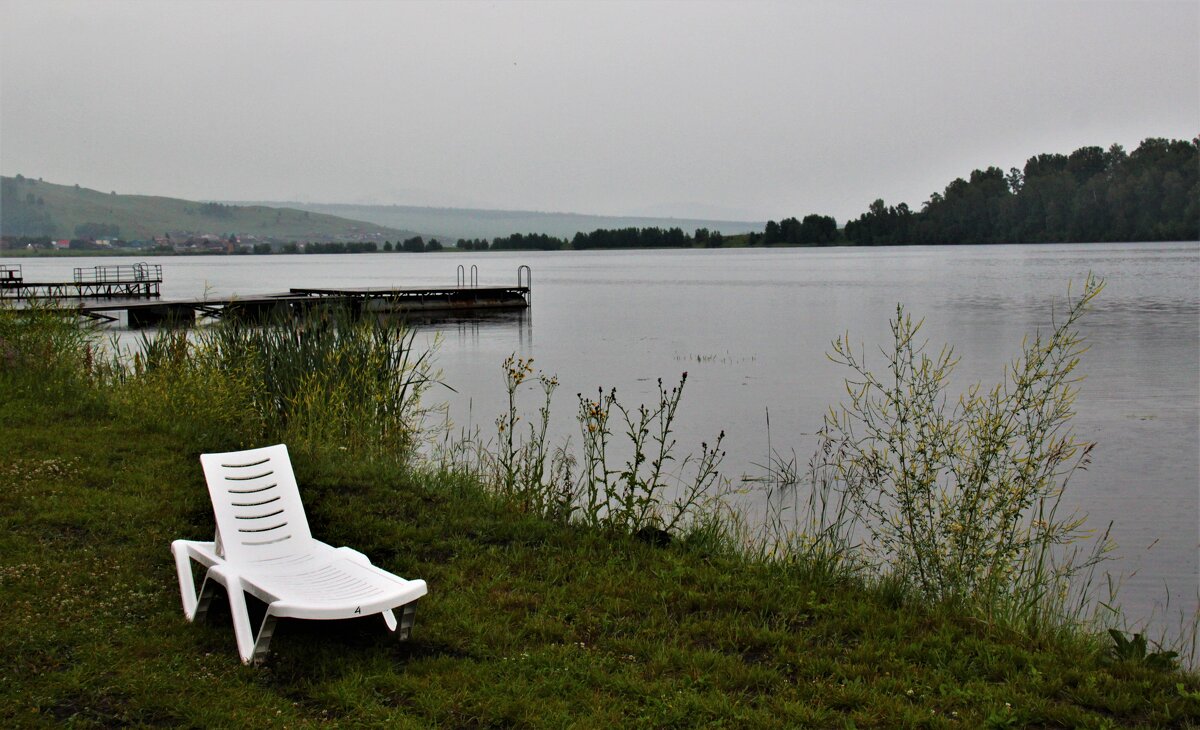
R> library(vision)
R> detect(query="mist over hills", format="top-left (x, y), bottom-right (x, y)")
top-left (0, 176), bottom-right (428, 242)
top-left (233, 201), bottom-right (765, 242)
top-left (2, 175), bottom-right (763, 245)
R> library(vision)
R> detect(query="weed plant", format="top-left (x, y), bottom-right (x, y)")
top-left (490, 355), bottom-right (575, 519)
top-left (815, 275), bottom-right (1110, 631)
top-left (458, 356), bottom-right (731, 536)
top-left (576, 372), bottom-right (728, 534)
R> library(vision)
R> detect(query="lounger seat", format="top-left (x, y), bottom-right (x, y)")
top-left (172, 444), bottom-right (427, 664)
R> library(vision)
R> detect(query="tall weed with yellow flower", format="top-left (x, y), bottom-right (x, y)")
top-left (818, 275), bottom-right (1109, 627)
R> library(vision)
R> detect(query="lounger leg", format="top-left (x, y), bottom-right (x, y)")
top-left (251, 614), bottom-right (278, 666)
top-left (171, 540), bottom-right (200, 620)
top-left (204, 568), bottom-right (278, 665)
top-left (193, 575), bottom-right (217, 623)
top-left (214, 573), bottom-right (264, 665)
top-left (397, 602), bottom-right (417, 641)
top-left (382, 609), bottom-right (398, 632)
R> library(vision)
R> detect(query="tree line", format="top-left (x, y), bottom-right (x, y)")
top-left (439, 137), bottom-right (1196, 252)
top-left (5, 137), bottom-right (1193, 249)
top-left (842, 137), bottom-right (1198, 245)
top-left (762, 215), bottom-right (838, 245)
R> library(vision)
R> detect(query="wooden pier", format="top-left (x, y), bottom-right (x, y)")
top-left (83, 265), bottom-right (530, 327)
top-left (0, 263), bottom-right (162, 300)
top-left (79, 285), bottom-right (531, 327)
top-left (6, 262), bottom-right (530, 327)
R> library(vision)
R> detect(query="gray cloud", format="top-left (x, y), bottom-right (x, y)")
top-left (1, 0), bottom-right (1196, 222)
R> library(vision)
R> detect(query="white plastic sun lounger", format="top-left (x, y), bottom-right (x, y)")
top-left (171, 444), bottom-right (428, 664)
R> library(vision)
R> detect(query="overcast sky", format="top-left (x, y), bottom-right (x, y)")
top-left (1, 0), bottom-right (1196, 222)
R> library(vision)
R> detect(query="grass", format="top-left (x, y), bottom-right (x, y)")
top-left (0, 308), bottom-right (1197, 727)
top-left (113, 309), bottom-right (437, 460)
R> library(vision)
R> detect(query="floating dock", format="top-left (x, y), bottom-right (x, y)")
top-left (0, 262), bottom-right (162, 300)
top-left (80, 285), bottom-right (531, 327)
top-left (51, 264), bottom-right (531, 327)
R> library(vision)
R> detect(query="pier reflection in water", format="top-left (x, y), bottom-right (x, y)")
top-left (396, 308), bottom-right (532, 354)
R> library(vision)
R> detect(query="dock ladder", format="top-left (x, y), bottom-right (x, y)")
top-left (456, 264), bottom-right (479, 288)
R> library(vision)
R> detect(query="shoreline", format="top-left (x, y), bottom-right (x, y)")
top-left (1, 307), bottom-right (1195, 726)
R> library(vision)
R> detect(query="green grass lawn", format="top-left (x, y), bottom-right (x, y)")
top-left (0, 328), bottom-right (1196, 727)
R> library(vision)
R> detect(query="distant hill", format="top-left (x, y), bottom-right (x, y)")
top-left (234, 201), bottom-right (765, 242)
top-left (0, 176), bottom-right (429, 242)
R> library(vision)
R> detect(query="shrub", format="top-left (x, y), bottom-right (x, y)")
top-left (818, 275), bottom-right (1107, 626)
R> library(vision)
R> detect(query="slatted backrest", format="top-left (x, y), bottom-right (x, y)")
top-left (199, 444), bottom-right (313, 563)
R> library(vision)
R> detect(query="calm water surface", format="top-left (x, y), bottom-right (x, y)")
top-left (35, 242), bottom-right (1198, 633)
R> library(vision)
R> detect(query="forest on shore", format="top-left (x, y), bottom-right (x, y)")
top-left (840, 137), bottom-right (1198, 245)
top-left (3, 137), bottom-right (1195, 254)
top-left (452, 136), bottom-right (1198, 251)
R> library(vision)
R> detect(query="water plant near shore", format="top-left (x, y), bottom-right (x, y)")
top-left (816, 274), bottom-right (1111, 630)
top-left (470, 355), bottom-right (731, 535)
top-left (468, 277), bottom-right (1120, 640)
top-left (0, 301), bottom-right (100, 389)
top-left (111, 309), bottom-right (437, 459)
top-left (435, 275), bottom-right (1193, 658)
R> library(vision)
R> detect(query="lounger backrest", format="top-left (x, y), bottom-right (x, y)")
top-left (200, 444), bottom-right (313, 562)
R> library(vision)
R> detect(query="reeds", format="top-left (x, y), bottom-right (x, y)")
top-left (113, 309), bottom-right (436, 459)
top-left (0, 301), bottom-right (102, 387)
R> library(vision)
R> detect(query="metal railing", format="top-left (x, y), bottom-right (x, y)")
top-left (74, 262), bottom-right (162, 284)
top-left (0, 264), bottom-right (22, 284)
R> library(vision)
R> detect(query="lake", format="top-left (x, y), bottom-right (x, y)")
top-left (23, 242), bottom-right (1198, 635)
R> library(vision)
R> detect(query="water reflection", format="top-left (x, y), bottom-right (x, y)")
top-left (403, 308), bottom-right (532, 352)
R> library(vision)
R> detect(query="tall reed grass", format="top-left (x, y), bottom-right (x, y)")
top-left (742, 422), bottom-right (861, 582)
top-left (0, 302), bottom-right (101, 391)
top-left (112, 309), bottom-right (436, 459)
